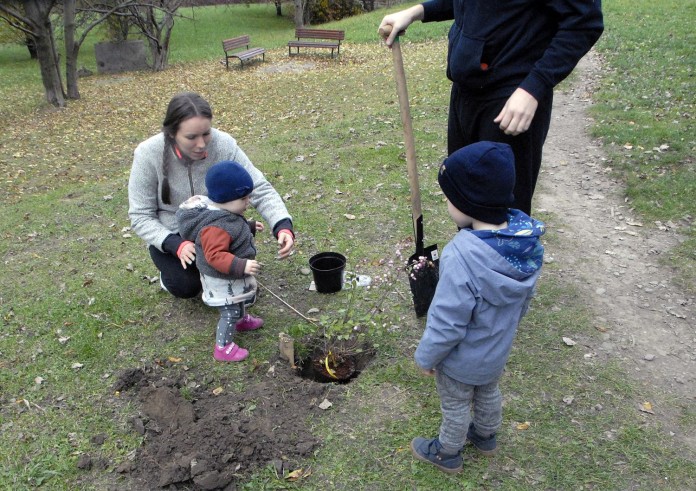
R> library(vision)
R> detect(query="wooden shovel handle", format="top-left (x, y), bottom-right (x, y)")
top-left (381, 26), bottom-right (423, 225)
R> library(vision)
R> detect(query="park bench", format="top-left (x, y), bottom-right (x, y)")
top-left (222, 35), bottom-right (265, 68)
top-left (287, 29), bottom-right (345, 58)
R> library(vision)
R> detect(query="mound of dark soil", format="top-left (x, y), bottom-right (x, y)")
top-left (110, 359), bottom-right (332, 490)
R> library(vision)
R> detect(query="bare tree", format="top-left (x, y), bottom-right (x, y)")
top-left (121, 0), bottom-right (184, 71)
top-left (0, 1), bottom-right (65, 107)
top-left (2, 0), bottom-right (191, 104)
top-left (0, 11), bottom-right (37, 58)
top-left (64, 1), bottom-right (139, 99)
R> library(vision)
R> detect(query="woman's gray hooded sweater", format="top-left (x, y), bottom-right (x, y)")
top-left (128, 128), bottom-right (291, 252)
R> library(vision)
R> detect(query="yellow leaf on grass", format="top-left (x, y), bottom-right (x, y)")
top-left (286, 468), bottom-right (311, 481)
top-left (516, 421), bottom-right (531, 430)
top-left (640, 401), bottom-right (654, 414)
top-left (168, 356), bottom-right (182, 363)
top-left (212, 387), bottom-right (224, 396)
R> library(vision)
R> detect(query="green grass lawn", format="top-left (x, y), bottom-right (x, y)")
top-left (590, 0), bottom-right (696, 288)
top-left (0, 1), bottom-right (694, 489)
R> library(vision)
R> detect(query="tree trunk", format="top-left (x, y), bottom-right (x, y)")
top-left (145, 5), bottom-right (174, 71)
top-left (25, 35), bottom-right (38, 59)
top-left (303, 0), bottom-right (312, 26)
top-left (24, 0), bottom-right (65, 107)
top-left (64, 0), bottom-right (80, 100)
top-left (150, 38), bottom-right (168, 71)
top-left (157, 8), bottom-right (175, 71)
top-left (274, 0), bottom-right (282, 16)
top-left (293, 0), bottom-right (304, 28)
top-left (126, 2), bottom-right (178, 72)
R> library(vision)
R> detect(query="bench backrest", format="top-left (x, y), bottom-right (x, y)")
top-left (223, 35), bottom-right (250, 52)
top-left (295, 29), bottom-right (345, 41)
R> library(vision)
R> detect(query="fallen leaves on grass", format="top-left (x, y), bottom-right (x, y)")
top-left (286, 467), bottom-right (312, 481)
top-left (562, 336), bottom-right (577, 346)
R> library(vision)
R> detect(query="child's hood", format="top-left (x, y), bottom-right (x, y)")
top-left (176, 195), bottom-right (229, 241)
top-left (471, 209), bottom-right (545, 276)
top-left (446, 209), bottom-right (544, 305)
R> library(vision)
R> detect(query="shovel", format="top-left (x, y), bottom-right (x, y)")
top-left (380, 26), bottom-right (439, 317)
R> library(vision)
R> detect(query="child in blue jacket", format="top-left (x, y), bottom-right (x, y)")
top-left (410, 141), bottom-right (545, 473)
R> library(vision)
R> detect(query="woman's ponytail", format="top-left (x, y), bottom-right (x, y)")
top-left (161, 137), bottom-right (172, 205)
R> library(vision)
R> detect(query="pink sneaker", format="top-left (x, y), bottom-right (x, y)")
top-left (214, 343), bottom-right (248, 362)
top-left (235, 314), bottom-right (264, 332)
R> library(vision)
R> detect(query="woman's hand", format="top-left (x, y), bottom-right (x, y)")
top-left (177, 241), bottom-right (196, 269)
top-left (276, 231), bottom-right (295, 259)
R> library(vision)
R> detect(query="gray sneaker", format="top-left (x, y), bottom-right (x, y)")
top-left (410, 437), bottom-right (463, 474)
top-left (466, 423), bottom-right (497, 456)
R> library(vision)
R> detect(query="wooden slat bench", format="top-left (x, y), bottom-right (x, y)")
top-left (287, 28), bottom-right (345, 58)
top-left (222, 35), bottom-right (265, 68)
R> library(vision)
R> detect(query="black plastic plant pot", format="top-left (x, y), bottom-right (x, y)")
top-left (309, 252), bottom-right (346, 294)
top-left (407, 253), bottom-right (439, 317)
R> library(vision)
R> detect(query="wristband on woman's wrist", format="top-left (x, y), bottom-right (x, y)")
top-left (277, 229), bottom-right (294, 240)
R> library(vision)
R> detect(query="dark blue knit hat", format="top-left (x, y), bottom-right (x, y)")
top-left (205, 160), bottom-right (254, 204)
top-left (438, 142), bottom-right (515, 224)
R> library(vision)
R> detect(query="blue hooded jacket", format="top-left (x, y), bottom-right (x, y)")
top-left (421, 0), bottom-right (604, 101)
top-left (414, 209), bottom-right (545, 385)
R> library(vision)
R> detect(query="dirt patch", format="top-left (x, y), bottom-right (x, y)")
top-left (109, 358), bottom-right (338, 490)
top-left (259, 61), bottom-right (317, 74)
top-left (105, 336), bottom-right (374, 490)
top-left (537, 50), bottom-right (695, 451)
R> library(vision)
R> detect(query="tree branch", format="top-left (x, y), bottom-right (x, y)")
top-left (0, 5), bottom-right (38, 37)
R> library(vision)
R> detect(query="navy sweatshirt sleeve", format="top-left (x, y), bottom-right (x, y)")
top-left (521, 0), bottom-right (604, 100)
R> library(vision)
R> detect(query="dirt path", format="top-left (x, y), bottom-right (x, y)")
top-left (537, 51), bottom-right (695, 452)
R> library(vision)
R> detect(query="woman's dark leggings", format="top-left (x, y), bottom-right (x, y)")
top-left (149, 245), bottom-right (202, 298)
top-left (448, 84), bottom-right (553, 216)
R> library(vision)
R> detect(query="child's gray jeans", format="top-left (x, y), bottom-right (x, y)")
top-left (435, 370), bottom-right (502, 454)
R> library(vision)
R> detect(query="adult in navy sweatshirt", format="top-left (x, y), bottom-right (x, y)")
top-left (379, 0), bottom-right (604, 215)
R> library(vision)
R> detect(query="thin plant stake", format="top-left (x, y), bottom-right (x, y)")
top-left (257, 280), bottom-right (322, 328)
